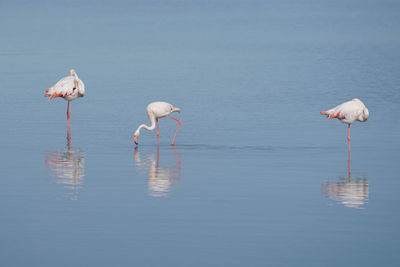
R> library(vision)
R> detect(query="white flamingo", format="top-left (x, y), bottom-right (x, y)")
top-left (134, 102), bottom-right (182, 145)
top-left (320, 98), bottom-right (369, 156)
top-left (44, 69), bottom-right (85, 123)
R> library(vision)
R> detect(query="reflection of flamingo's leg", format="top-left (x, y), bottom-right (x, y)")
top-left (168, 115), bottom-right (181, 145)
top-left (156, 141), bottom-right (160, 168)
top-left (172, 145), bottom-right (182, 170)
top-left (67, 134), bottom-right (71, 150)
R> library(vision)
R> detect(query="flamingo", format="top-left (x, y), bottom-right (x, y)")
top-left (44, 69), bottom-right (85, 135)
top-left (134, 102), bottom-right (182, 145)
top-left (320, 98), bottom-right (369, 170)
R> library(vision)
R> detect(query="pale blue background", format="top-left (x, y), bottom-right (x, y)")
top-left (1, 0), bottom-right (400, 266)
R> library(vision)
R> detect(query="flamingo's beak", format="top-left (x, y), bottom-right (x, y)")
top-left (134, 136), bottom-right (138, 145)
top-left (172, 107), bottom-right (181, 113)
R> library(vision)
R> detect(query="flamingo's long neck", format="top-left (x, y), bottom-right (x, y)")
top-left (136, 114), bottom-right (156, 134)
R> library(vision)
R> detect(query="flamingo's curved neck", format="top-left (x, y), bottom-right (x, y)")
top-left (136, 114), bottom-right (156, 134)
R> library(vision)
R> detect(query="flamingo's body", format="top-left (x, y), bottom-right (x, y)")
top-left (134, 102), bottom-right (182, 145)
top-left (44, 69), bottom-right (85, 121)
top-left (320, 98), bottom-right (369, 172)
top-left (320, 98), bottom-right (369, 125)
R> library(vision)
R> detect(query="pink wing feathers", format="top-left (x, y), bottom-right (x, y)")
top-left (44, 76), bottom-right (76, 100)
top-left (320, 99), bottom-right (368, 124)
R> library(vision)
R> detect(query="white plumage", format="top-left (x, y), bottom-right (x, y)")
top-left (44, 69), bottom-right (85, 126)
top-left (320, 98), bottom-right (369, 124)
top-left (320, 98), bottom-right (369, 159)
top-left (134, 101), bottom-right (182, 145)
top-left (44, 69), bottom-right (85, 101)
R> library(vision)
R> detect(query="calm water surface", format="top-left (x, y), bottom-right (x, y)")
top-left (1, 0), bottom-right (400, 266)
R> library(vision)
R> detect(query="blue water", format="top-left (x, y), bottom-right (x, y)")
top-left (1, 0), bottom-right (400, 266)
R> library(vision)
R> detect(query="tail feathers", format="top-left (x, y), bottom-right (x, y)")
top-left (44, 88), bottom-right (51, 97)
top-left (49, 92), bottom-right (58, 100)
top-left (321, 110), bottom-right (340, 120)
top-left (44, 89), bottom-right (65, 100)
top-left (44, 88), bottom-right (69, 99)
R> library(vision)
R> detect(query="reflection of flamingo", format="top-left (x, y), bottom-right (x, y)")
top-left (134, 146), bottom-right (181, 197)
top-left (134, 102), bottom-right (181, 145)
top-left (320, 98), bottom-right (369, 174)
top-left (321, 175), bottom-right (369, 209)
top-left (45, 134), bottom-right (85, 200)
top-left (44, 69), bottom-right (85, 135)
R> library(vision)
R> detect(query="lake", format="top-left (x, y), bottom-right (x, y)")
top-left (1, 0), bottom-right (400, 266)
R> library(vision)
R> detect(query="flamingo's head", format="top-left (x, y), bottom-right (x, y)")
top-left (134, 131), bottom-right (140, 145)
top-left (77, 81), bottom-right (85, 97)
top-left (359, 107), bottom-right (369, 122)
top-left (70, 69), bottom-right (76, 76)
top-left (171, 106), bottom-right (181, 113)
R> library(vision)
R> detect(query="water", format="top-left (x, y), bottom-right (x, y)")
top-left (1, 0), bottom-right (400, 266)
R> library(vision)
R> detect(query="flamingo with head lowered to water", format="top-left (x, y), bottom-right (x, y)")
top-left (134, 102), bottom-right (182, 145)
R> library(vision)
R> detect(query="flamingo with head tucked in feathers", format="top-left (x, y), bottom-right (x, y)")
top-left (134, 102), bottom-right (182, 145)
top-left (44, 69), bottom-right (85, 123)
top-left (320, 98), bottom-right (369, 159)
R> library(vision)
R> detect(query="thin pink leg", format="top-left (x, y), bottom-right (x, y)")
top-left (156, 119), bottom-right (160, 146)
top-left (156, 119), bottom-right (160, 136)
top-left (168, 115), bottom-right (181, 145)
top-left (347, 124), bottom-right (351, 177)
top-left (67, 101), bottom-right (71, 146)
top-left (67, 101), bottom-right (71, 120)
top-left (67, 119), bottom-right (71, 140)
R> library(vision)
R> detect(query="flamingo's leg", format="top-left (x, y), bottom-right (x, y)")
top-left (168, 115), bottom-right (181, 145)
top-left (156, 119), bottom-right (160, 146)
top-left (347, 124), bottom-right (351, 144)
top-left (67, 101), bottom-right (71, 143)
top-left (156, 119), bottom-right (160, 137)
top-left (347, 124), bottom-right (351, 176)
top-left (67, 101), bottom-right (71, 120)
